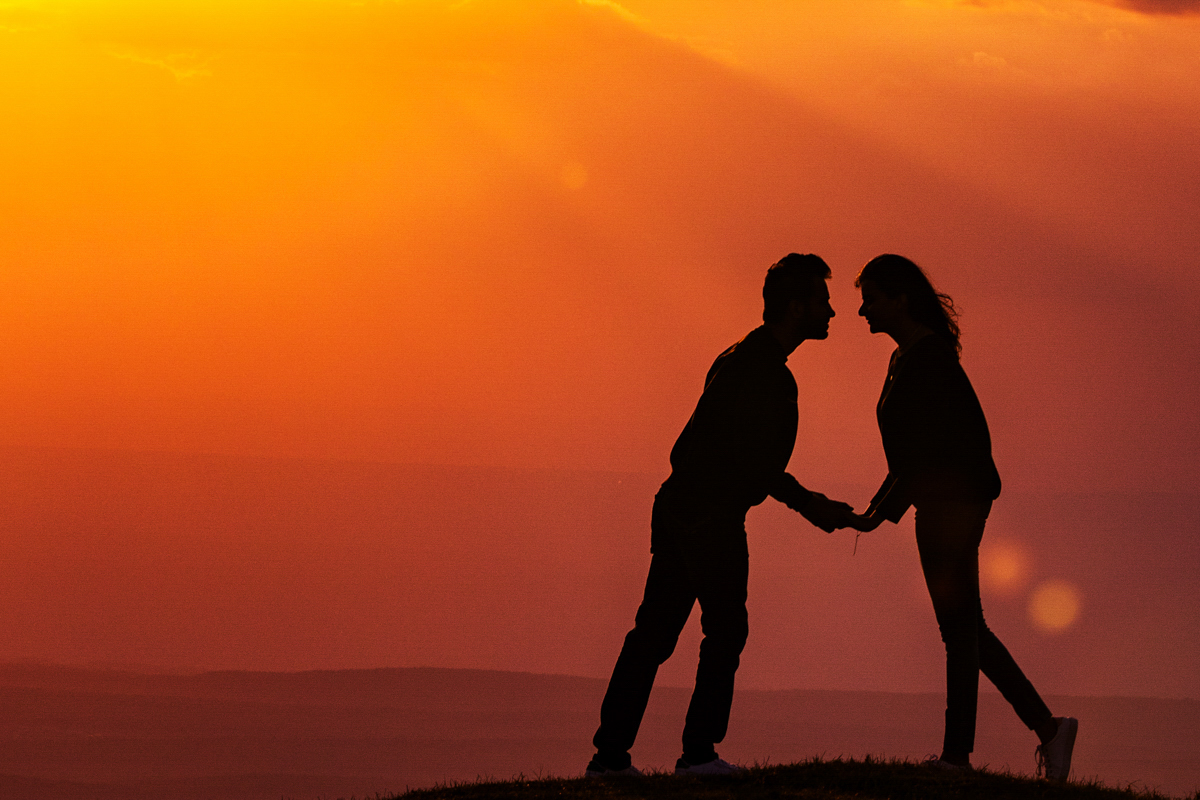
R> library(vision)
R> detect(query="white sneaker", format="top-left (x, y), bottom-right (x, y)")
top-left (674, 756), bottom-right (743, 776)
top-left (1036, 716), bottom-right (1078, 781)
top-left (922, 754), bottom-right (970, 772)
top-left (584, 757), bottom-right (642, 778)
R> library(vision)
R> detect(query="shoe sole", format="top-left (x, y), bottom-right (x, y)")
top-left (1050, 717), bottom-right (1079, 781)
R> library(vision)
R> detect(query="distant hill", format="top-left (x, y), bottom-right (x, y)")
top-left (0, 664), bottom-right (1197, 799)
top-left (2, 446), bottom-right (1198, 701)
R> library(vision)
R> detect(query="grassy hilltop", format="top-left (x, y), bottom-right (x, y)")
top-left (397, 758), bottom-right (1198, 800)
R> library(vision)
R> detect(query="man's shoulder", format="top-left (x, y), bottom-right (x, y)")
top-left (723, 326), bottom-right (782, 362)
top-left (707, 328), bottom-right (760, 372)
top-left (704, 327), bottom-right (794, 396)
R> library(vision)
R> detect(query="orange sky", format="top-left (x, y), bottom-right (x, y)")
top-left (1, 0), bottom-right (1199, 694)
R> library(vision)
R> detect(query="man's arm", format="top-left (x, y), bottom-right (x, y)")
top-left (770, 472), bottom-right (813, 513)
top-left (771, 473), bottom-right (853, 533)
top-left (803, 493), bottom-right (855, 533)
top-left (843, 474), bottom-right (909, 532)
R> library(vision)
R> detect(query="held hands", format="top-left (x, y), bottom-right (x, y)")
top-left (844, 509), bottom-right (884, 532)
top-left (800, 493), bottom-right (887, 534)
top-left (800, 492), bottom-right (856, 533)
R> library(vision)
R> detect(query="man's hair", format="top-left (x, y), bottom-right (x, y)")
top-left (762, 253), bottom-right (831, 324)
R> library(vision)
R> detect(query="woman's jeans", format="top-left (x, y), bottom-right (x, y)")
top-left (915, 499), bottom-right (1052, 756)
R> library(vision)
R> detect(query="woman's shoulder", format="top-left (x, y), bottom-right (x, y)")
top-left (894, 335), bottom-right (968, 388)
top-left (903, 333), bottom-right (959, 365)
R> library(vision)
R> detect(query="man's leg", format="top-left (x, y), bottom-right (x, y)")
top-left (592, 546), bottom-right (694, 768)
top-left (679, 529), bottom-right (749, 766)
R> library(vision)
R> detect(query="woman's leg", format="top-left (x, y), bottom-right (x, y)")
top-left (915, 500), bottom-right (989, 763)
top-left (978, 619), bottom-right (1053, 732)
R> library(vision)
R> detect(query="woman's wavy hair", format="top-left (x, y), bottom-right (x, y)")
top-left (855, 254), bottom-right (961, 357)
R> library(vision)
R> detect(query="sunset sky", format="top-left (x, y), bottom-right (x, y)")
top-left (1, 0), bottom-right (1198, 698)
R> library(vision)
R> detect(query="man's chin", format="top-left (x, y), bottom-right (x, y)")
top-left (811, 328), bottom-right (830, 340)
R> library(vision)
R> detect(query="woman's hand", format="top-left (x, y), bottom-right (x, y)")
top-left (846, 511), bottom-right (884, 532)
top-left (801, 492), bottom-right (856, 533)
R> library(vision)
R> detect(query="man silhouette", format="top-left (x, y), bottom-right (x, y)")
top-left (586, 254), bottom-right (853, 777)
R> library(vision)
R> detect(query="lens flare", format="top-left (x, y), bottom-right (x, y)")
top-left (560, 162), bottom-right (589, 190)
top-left (1028, 580), bottom-right (1081, 633)
top-left (979, 539), bottom-right (1030, 596)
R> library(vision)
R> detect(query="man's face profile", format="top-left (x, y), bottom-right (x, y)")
top-left (792, 277), bottom-right (835, 340)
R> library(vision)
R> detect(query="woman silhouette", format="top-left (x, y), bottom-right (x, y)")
top-left (849, 254), bottom-right (1077, 779)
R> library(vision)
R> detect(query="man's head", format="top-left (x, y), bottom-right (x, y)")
top-left (763, 253), bottom-right (834, 341)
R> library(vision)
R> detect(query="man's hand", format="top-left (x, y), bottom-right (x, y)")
top-left (800, 492), bottom-right (855, 533)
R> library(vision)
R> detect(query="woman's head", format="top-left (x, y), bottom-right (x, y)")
top-left (855, 254), bottom-right (961, 357)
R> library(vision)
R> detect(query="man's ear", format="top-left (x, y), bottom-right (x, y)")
top-left (786, 296), bottom-right (806, 321)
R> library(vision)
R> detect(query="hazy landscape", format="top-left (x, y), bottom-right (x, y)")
top-left (0, 663), bottom-right (1197, 800)
top-left (1, 448), bottom-right (1197, 798)
top-left (2, 447), bottom-right (1197, 697)
top-left (2, 3), bottom-right (1197, 799)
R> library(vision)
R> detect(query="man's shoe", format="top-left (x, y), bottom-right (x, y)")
top-left (584, 756), bottom-right (642, 778)
top-left (1036, 716), bottom-right (1078, 782)
top-left (674, 756), bottom-right (743, 776)
top-left (923, 754), bottom-right (970, 772)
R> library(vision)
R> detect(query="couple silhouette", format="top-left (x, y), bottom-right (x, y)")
top-left (585, 254), bottom-right (1078, 781)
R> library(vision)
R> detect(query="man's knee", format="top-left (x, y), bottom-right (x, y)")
top-left (700, 606), bottom-right (749, 655)
top-left (622, 615), bottom-right (685, 665)
top-left (936, 618), bottom-right (978, 655)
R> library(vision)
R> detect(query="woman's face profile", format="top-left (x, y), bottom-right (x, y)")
top-left (858, 279), bottom-right (906, 335)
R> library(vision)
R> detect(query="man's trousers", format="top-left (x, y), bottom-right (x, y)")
top-left (592, 494), bottom-right (749, 767)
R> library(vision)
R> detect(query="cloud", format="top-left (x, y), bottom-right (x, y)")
top-left (1109, 0), bottom-right (1200, 13)
top-left (577, 0), bottom-right (643, 25)
top-left (0, 5), bottom-right (51, 33)
top-left (971, 51), bottom-right (1009, 68)
top-left (942, 0), bottom-right (1200, 16)
top-left (107, 49), bottom-right (214, 81)
top-left (577, 0), bottom-right (740, 64)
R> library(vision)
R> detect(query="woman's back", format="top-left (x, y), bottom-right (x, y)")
top-left (876, 333), bottom-right (1001, 505)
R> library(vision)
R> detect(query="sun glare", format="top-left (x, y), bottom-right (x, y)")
top-left (979, 539), bottom-right (1031, 596)
top-left (560, 161), bottom-right (589, 190)
top-left (1029, 580), bottom-right (1082, 634)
